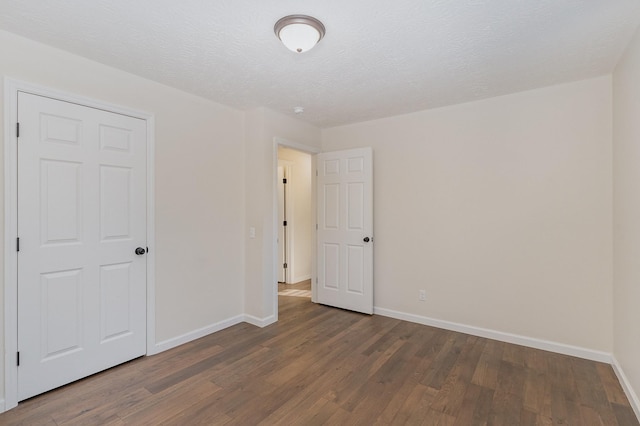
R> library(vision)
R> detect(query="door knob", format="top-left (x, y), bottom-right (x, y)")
top-left (363, 237), bottom-right (370, 243)
top-left (135, 247), bottom-right (146, 255)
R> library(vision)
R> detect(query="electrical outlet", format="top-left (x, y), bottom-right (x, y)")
top-left (419, 290), bottom-right (426, 301)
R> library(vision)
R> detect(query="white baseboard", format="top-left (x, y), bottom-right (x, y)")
top-left (0, 398), bottom-right (5, 413)
top-left (149, 313), bottom-right (277, 356)
top-left (612, 356), bottom-right (640, 422)
top-left (291, 274), bottom-right (311, 284)
top-left (151, 314), bottom-right (245, 354)
top-left (244, 314), bottom-right (276, 328)
top-left (373, 307), bottom-right (612, 363)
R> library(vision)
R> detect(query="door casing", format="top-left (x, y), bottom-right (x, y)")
top-left (3, 78), bottom-right (156, 411)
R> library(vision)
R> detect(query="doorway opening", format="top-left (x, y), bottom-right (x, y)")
top-left (271, 140), bottom-right (373, 320)
top-left (276, 146), bottom-right (313, 303)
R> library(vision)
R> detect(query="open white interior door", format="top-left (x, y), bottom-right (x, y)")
top-left (316, 147), bottom-right (373, 314)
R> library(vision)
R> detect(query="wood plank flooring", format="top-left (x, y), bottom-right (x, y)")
top-left (1, 280), bottom-right (637, 425)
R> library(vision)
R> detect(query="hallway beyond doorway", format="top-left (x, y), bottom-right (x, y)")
top-left (278, 279), bottom-right (311, 298)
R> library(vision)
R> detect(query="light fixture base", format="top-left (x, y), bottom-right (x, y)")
top-left (275, 15), bottom-right (326, 53)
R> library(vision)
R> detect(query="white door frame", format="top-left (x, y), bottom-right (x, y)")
top-left (272, 138), bottom-right (319, 320)
top-left (3, 78), bottom-right (156, 411)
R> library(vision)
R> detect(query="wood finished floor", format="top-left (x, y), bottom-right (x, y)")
top-left (1, 280), bottom-right (637, 425)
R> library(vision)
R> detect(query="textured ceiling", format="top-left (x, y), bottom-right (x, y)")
top-left (1, 0), bottom-right (639, 127)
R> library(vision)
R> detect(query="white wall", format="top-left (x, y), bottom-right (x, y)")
top-left (613, 24), bottom-right (640, 414)
top-left (278, 147), bottom-right (312, 283)
top-left (0, 30), bottom-right (247, 399)
top-left (322, 76), bottom-right (613, 353)
top-left (244, 108), bottom-right (321, 323)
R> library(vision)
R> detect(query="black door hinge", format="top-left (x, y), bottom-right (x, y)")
top-left (16, 122), bottom-right (20, 138)
top-left (17, 351), bottom-right (20, 366)
top-left (284, 263), bottom-right (288, 269)
top-left (283, 178), bottom-right (287, 184)
top-left (16, 237), bottom-right (19, 252)
top-left (283, 220), bottom-right (287, 227)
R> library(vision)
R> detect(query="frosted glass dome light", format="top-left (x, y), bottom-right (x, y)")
top-left (275, 15), bottom-right (325, 53)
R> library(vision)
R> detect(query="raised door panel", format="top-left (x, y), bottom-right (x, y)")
top-left (100, 166), bottom-right (132, 241)
top-left (346, 245), bottom-right (364, 295)
top-left (40, 113), bottom-right (82, 146)
top-left (323, 243), bottom-right (340, 290)
top-left (99, 124), bottom-right (133, 154)
top-left (347, 156), bottom-right (364, 174)
top-left (100, 263), bottom-right (133, 342)
top-left (347, 182), bottom-right (364, 231)
top-left (323, 184), bottom-right (340, 230)
top-left (40, 160), bottom-right (83, 246)
top-left (324, 158), bottom-right (340, 176)
top-left (40, 269), bottom-right (84, 361)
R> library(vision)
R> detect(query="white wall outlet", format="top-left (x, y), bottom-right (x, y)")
top-left (419, 289), bottom-right (426, 301)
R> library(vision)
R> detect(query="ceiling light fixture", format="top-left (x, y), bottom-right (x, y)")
top-left (274, 15), bottom-right (325, 53)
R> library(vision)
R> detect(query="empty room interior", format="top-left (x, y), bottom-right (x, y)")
top-left (1, 1), bottom-right (640, 424)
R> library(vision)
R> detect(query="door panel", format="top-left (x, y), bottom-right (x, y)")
top-left (100, 165), bottom-right (132, 240)
top-left (41, 113), bottom-right (82, 146)
top-left (40, 160), bottom-right (83, 245)
top-left (317, 147), bottom-right (373, 314)
top-left (323, 243), bottom-right (340, 289)
top-left (347, 182), bottom-right (364, 229)
top-left (324, 184), bottom-right (340, 229)
top-left (346, 245), bottom-right (364, 294)
top-left (40, 269), bottom-right (83, 359)
top-left (99, 124), bottom-right (133, 153)
top-left (17, 92), bottom-right (147, 401)
top-left (99, 262), bottom-right (134, 342)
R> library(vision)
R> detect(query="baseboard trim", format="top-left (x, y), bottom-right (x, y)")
top-left (0, 398), bottom-right (5, 414)
top-left (149, 313), bottom-right (278, 355)
top-left (151, 314), bottom-right (245, 354)
top-left (612, 356), bottom-right (640, 422)
top-left (244, 314), bottom-right (277, 328)
top-left (373, 307), bottom-right (612, 363)
top-left (291, 274), bottom-right (312, 284)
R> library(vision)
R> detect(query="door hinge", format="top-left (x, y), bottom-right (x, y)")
top-left (316, 170), bottom-right (318, 176)
top-left (316, 224), bottom-right (318, 230)
top-left (283, 220), bottom-right (287, 227)
top-left (283, 178), bottom-right (287, 184)
top-left (146, 246), bottom-right (149, 253)
top-left (16, 237), bottom-right (19, 252)
top-left (283, 263), bottom-right (288, 269)
top-left (16, 122), bottom-right (20, 138)
top-left (16, 351), bottom-right (20, 366)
